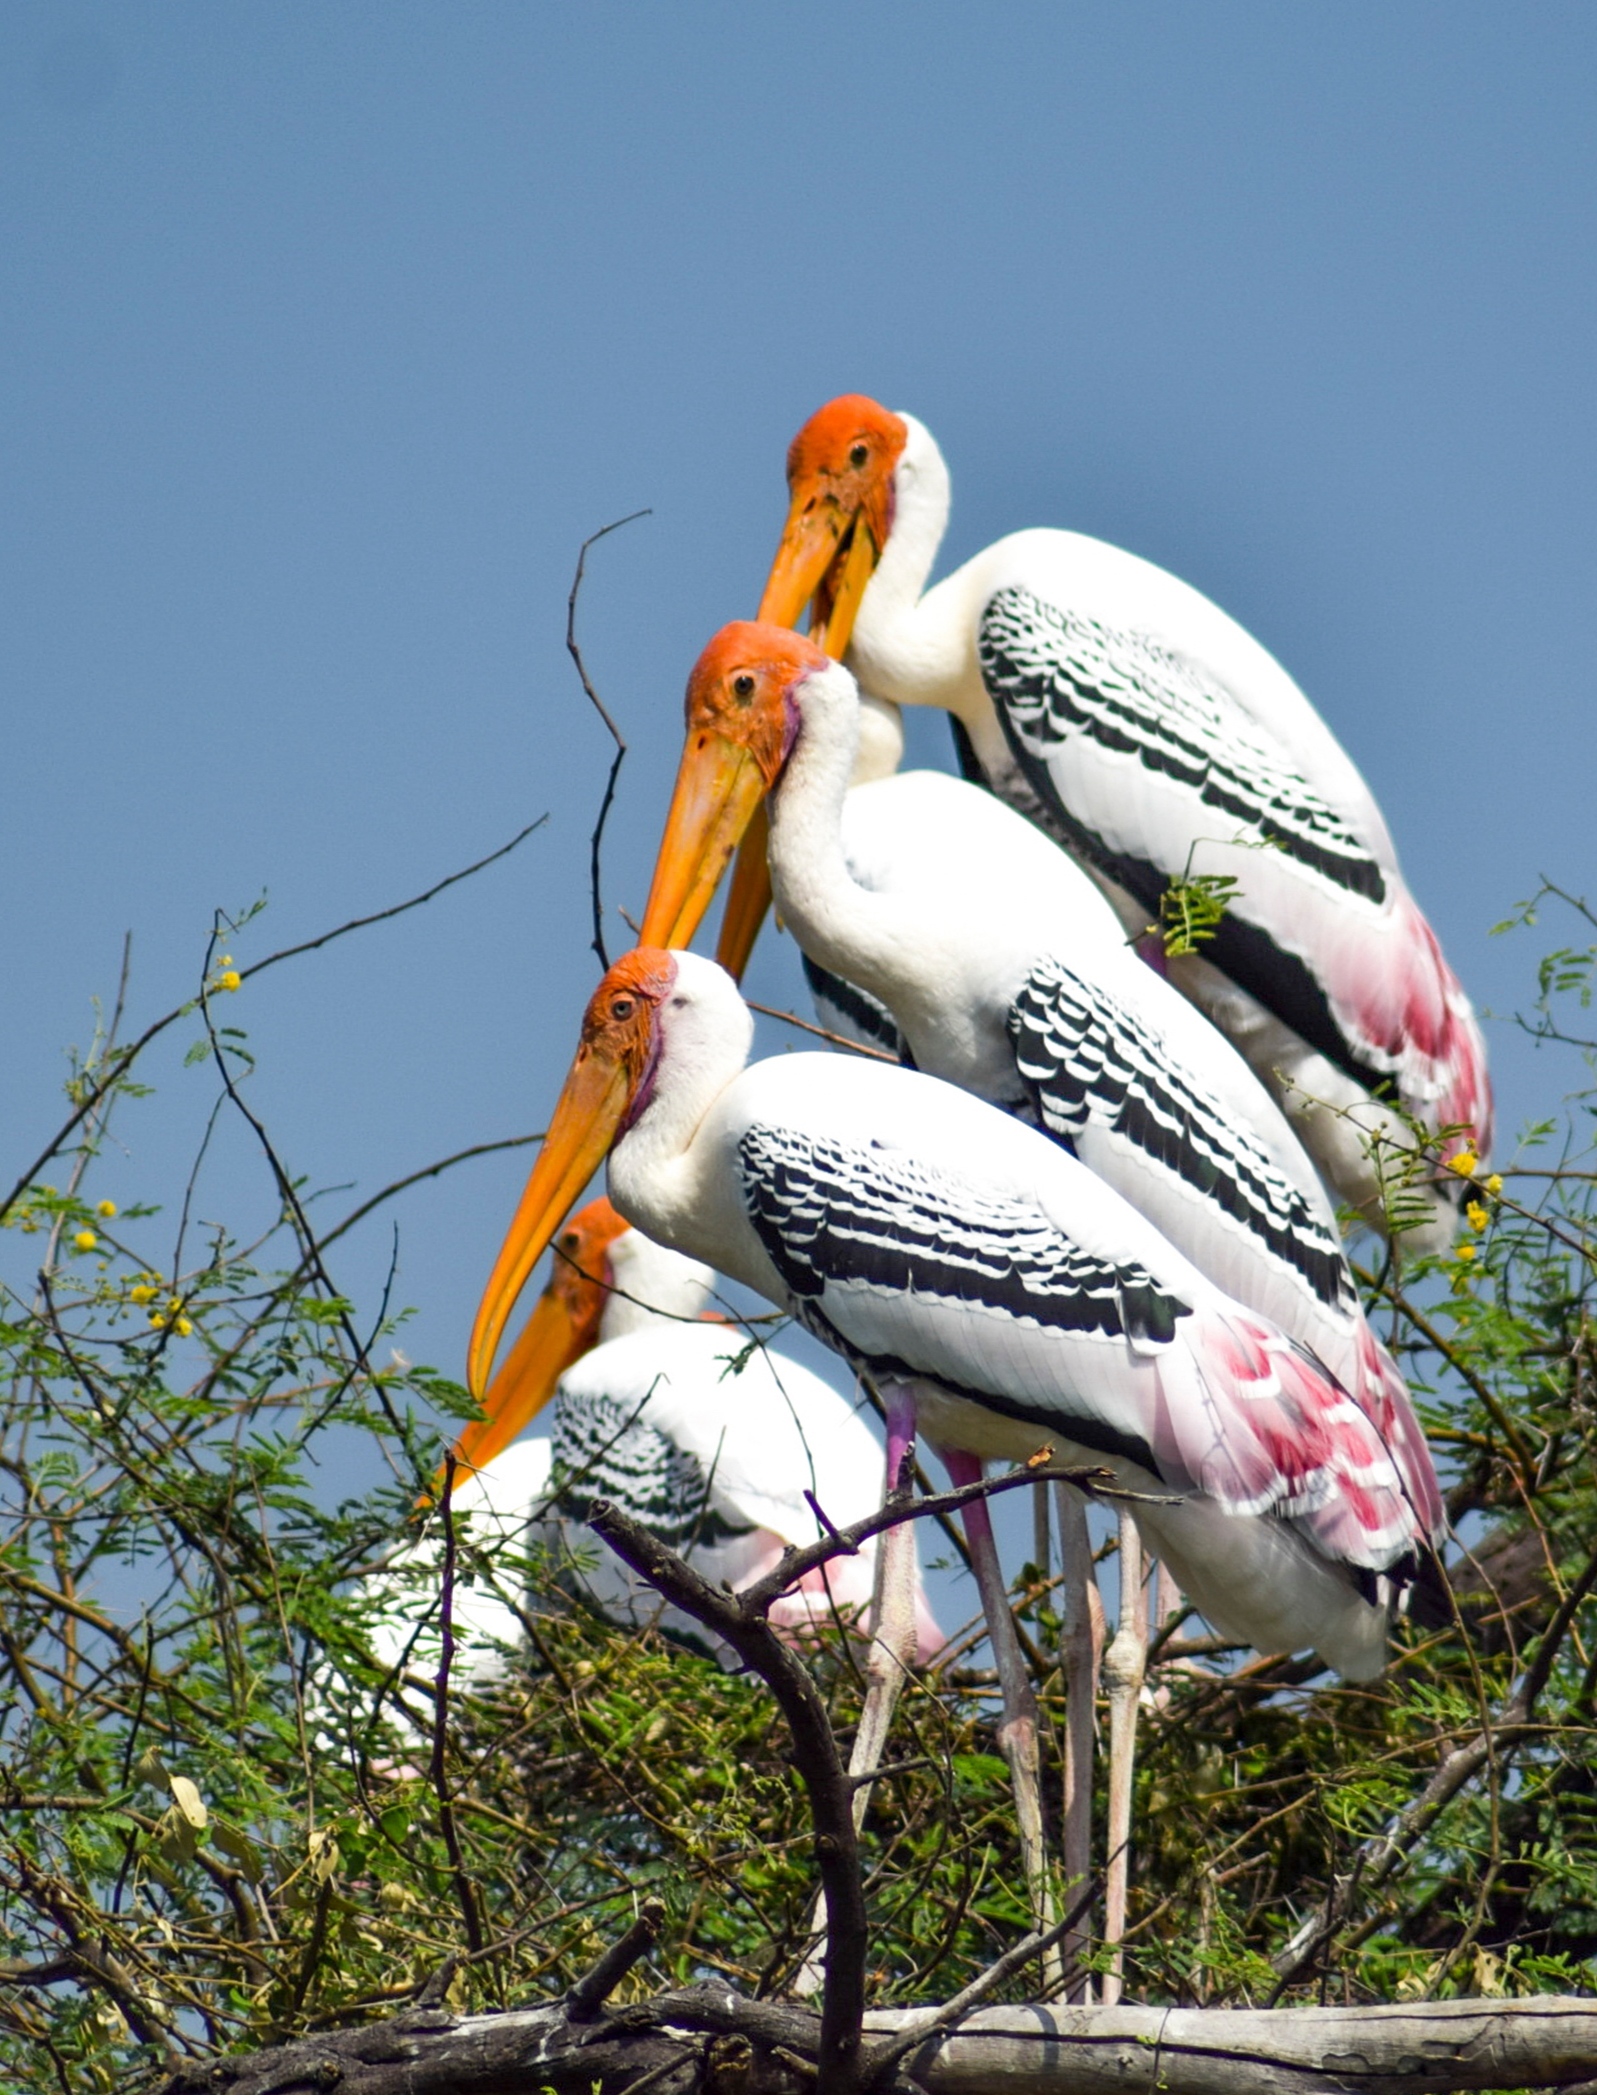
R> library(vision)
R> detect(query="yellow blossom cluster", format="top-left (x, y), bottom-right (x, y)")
top-left (210, 952), bottom-right (242, 994)
top-left (127, 1276), bottom-right (192, 1336)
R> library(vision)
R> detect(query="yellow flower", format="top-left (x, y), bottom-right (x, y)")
top-left (174, 1316), bottom-right (193, 1338)
top-left (215, 970), bottom-right (241, 993)
top-left (1447, 1149), bottom-right (1479, 1179)
top-left (73, 1230), bottom-right (97, 1252)
top-left (1466, 1202), bottom-right (1489, 1233)
top-left (1455, 1241), bottom-right (1477, 1262)
top-left (148, 1312), bottom-right (167, 1330)
top-left (96, 1199), bottom-right (117, 1219)
top-left (1486, 1173), bottom-right (1503, 1195)
top-left (218, 954), bottom-right (232, 967)
top-left (129, 1284), bottom-right (158, 1305)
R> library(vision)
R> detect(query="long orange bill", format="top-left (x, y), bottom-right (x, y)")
top-left (465, 1050), bottom-right (629, 1402)
top-left (715, 801), bottom-right (773, 982)
top-left (638, 731), bottom-right (768, 952)
top-left (446, 1284), bottom-right (587, 1491)
top-left (758, 491), bottom-right (879, 661)
top-left (811, 511), bottom-right (879, 660)
top-left (757, 486), bottom-right (850, 630)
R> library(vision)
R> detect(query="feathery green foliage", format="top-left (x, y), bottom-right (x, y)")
top-left (1, 882), bottom-right (1594, 2089)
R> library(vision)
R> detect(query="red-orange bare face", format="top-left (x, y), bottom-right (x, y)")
top-left (761, 396), bottom-right (909, 648)
top-left (578, 947), bottom-right (678, 1106)
top-left (546, 1194), bottom-right (632, 1343)
top-left (684, 621), bottom-right (830, 784)
top-left (638, 628), bottom-right (829, 953)
top-left (784, 394), bottom-right (909, 515)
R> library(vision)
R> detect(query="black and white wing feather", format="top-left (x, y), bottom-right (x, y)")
top-left (1007, 956), bottom-right (1351, 1313)
top-left (976, 584), bottom-right (1490, 1146)
top-left (728, 1092), bottom-right (1417, 1569)
top-left (802, 953), bottom-right (908, 1062)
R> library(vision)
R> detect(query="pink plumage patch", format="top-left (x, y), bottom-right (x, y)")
top-left (1163, 1310), bottom-right (1425, 1569)
top-left (1339, 896), bottom-right (1493, 1157)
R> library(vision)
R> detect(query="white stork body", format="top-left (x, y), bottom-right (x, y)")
top-left (761, 710), bottom-right (1439, 1542)
top-left (546, 1290), bottom-right (941, 1661)
top-left (370, 1226), bottom-right (939, 1686)
top-left (605, 953), bottom-right (1428, 1683)
top-left (763, 401), bottom-right (1491, 1243)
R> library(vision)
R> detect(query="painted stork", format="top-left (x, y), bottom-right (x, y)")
top-left (637, 621), bottom-right (1444, 1991)
top-left (752, 395), bottom-right (1491, 1247)
top-left (368, 1199), bottom-right (941, 1691)
top-left (467, 948), bottom-right (1430, 1976)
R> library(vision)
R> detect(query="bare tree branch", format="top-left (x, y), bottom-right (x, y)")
top-left (584, 1496), bottom-right (868, 2094)
top-left (0, 816), bottom-right (549, 1225)
top-left (565, 510), bottom-right (650, 970)
top-left (566, 1897), bottom-right (666, 2021)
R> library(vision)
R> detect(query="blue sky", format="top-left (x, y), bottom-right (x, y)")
top-left (5, 5), bottom-right (1594, 1473)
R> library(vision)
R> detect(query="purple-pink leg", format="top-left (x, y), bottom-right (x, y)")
top-left (941, 1446), bottom-right (1062, 1990)
top-left (1055, 1480), bottom-right (1101, 2001)
top-left (795, 1382), bottom-right (924, 1997)
top-left (1102, 1510), bottom-right (1149, 2003)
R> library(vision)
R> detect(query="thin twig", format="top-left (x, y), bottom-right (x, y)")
top-left (745, 1000), bottom-right (900, 1064)
top-left (740, 1461), bottom-right (1151, 1619)
top-left (1271, 1531), bottom-right (1597, 1991)
top-left (0, 818), bottom-right (549, 1226)
top-left (860, 1876), bottom-right (1101, 2084)
top-left (307, 1133), bottom-right (545, 1262)
top-left (428, 1453), bottom-right (483, 1955)
top-left (566, 510), bottom-right (650, 970)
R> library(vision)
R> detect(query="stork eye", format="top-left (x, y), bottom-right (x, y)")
top-left (849, 442), bottom-right (869, 468)
top-left (610, 995), bottom-right (636, 1021)
top-left (558, 1232), bottom-right (578, 1256)
top-left (732, 673), bottom-right (756, 701)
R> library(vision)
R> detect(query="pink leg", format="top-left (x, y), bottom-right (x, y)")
top-left (795, 1382), bottom-right (922, 1998)
top-left (941, 1446), bottom-right (1062, 1992)
top-left (1054, 1480), bottom-right (1100, 2002)
top-left (1102, 1510), bottom-right (1149, 2004)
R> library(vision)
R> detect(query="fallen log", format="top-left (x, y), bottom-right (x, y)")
top-left (156, 1988), bottom-right (1597, 2095)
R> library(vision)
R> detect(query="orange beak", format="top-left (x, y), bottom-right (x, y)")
top-left (465, 1047), bottom-right (630, 1403)
top-left (758, 486), bottom-right (882, 661)
top-left (446, 1282), bottom-right (589, 1489)
top-left (638, 729), bottom-right (768, 953)
top-left (758, 484), bottom-right (853, 630)
top-left (715, 801), bottom-right (773, 983)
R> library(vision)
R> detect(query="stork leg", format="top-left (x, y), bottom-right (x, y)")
top-left (844, 1383), bottom-right (922, 1815)
top-left (1101, 1509), bottom-right (1149, 2005)
top-left (940, 1447), bottom-right (1062, 1993)
top-left (1054, 1480), bottom-right (1100, 2003)
top-left (794, 1384), bottom-right (921, 1998)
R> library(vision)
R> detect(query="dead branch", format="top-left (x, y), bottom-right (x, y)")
top-left (585, 1497), bottom-right (868, 2094)
top-left (152, 1989), bottom-right (1597, 2094)
top-left (565, 510), bottom-right (649, 970)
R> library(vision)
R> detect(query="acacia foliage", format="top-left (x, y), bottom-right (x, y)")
top-left (0, 880), bottom-right (1594, 2090)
